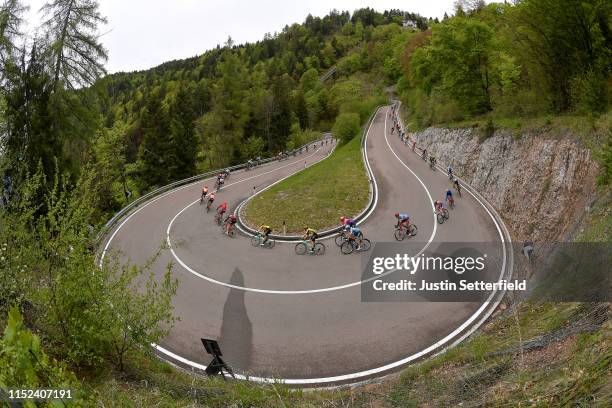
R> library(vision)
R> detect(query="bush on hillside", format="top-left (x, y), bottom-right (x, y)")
top-left (333, 112), bottom-right (361, 144)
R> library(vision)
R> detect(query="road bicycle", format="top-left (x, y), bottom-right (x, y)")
top-left (436, 208), bottom-right (450, 224)
top-left (335, 230), bottom-right (350, 247)
top-left (394, 223), bottom-right (418, 241)
top-left (294, 240), bottom-right (325, 255)
top-left (250, 232), bottom-right (276, 248)
top-left (340, 237), bottom-right (371, 254)
top-left (206, 199), bottom-right (214, 213)
top-left (447, 196), bottom-right (455, 210)
top-left (214, 211), bottom-right (225, 225)
top-left (220, 222), bottom-right (236, 238)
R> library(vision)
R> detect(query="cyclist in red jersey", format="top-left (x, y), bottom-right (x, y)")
top-left (217, 201), bottom-right (228, 217)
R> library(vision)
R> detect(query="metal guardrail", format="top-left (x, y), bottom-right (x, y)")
top-left (96, 137), bottom-right (330, 249)
top-left (235, 105), bottom-right (384, 241)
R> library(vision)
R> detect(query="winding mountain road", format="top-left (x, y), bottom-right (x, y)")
top-left (101, 106), bottom-right (511, 386)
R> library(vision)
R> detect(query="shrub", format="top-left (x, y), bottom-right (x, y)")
top-left (571, 69), bottom-right (608, 114)
top-left (332, 112), bottom-right (361, 144)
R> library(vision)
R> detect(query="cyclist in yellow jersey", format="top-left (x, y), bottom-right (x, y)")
top-left (303, 226), bottom-right (318, 251)
top-left (259, 225), bottom-right (272, 246)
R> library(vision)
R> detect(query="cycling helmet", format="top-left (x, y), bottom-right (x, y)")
top-left (394, 212), bottom-right (400, 217)
top-left (340, 216), bottom-right (346, 223)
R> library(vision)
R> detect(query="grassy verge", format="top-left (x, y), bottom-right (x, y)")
top-left (242, 134), bottom-right (370, 233)
top-left (89, 351), bottom-right (356, 407)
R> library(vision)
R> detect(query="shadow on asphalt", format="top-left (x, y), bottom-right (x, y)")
top-left (219, 268), bottom-right (253, 372)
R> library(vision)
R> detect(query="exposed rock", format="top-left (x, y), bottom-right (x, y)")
top-left (413, 128), bottom-right (599, 243)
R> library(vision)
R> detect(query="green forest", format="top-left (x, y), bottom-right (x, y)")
top-left (0, 0), bottom-right (610, 405)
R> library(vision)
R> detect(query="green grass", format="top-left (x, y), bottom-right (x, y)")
top-left (243, 135), bottom-right (370, 234)
top-left (90, 350), bottom-right (354, 407)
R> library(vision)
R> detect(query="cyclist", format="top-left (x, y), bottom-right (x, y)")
top-left (445, 189), bottom-right (454, 207)
top-left (453, 177), bottom-right (461, 195)
top-left (207, 192), bottom-right (216, 209)
top-left (429, 155), bottom-right (436, 168)
top-left (394, 212), bottom-right (411, 231)
top-left (224, 213), bottom-right (237, 234)
top-left (303, 226), bottom-right (318, 252)
top-left (422, 148), bottom-right (427, 160)
top-left (340, 216), bottom-right (356, 229)
top-left (348, 225), bottom-right (364, 250)
top-left (259, 224), bottom-right (272, 246)
top-left (434, 200), bottom-right (445, 214)
top-left (217, 201), bottom-right (228, 218)
top-left (412, 140), bottom-right (417, 151)
top-left (201, 185), bottom-right (209, 201)
top-left (447, 165), bottom-right (454, 178)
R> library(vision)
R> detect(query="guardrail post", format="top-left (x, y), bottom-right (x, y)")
top-left (283, 221), bottom-right (286, 236)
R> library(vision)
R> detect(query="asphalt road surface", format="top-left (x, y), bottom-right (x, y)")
top-left (102, 106), bottom-right (510, 385)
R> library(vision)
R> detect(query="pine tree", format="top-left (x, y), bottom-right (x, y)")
top-left (139, 94), bottom-right (174, 187)
top-left (169, 85), bottom-right (198, 179)
top-left (40, 0), bottom-right (108, 90)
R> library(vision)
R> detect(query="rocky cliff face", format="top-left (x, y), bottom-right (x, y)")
top-left (413, 128), bottom-right (599, 243)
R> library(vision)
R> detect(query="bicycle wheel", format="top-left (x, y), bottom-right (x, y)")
top-left (250, 235), bottom-right (260, 247)
top-left (443, 209), bottom-right (450, 219)
top-left (341, 240), bottom-right (355, 255)
top-left (266, 238), bottom-right (276, 249)
top-left (335, 233), bottom-right (345, 247)
top-left (358, 239), bottom-right (372, 252)
top-left (449, 200), bottom-right (455, 209)
top-left (295, 242), bottom-right (307, 255)
top-left (408, 224), bottom-right (418, 237)
top-left (437, 212), bottom-right (446, 224)
top-left (215, 214), bottom-right (222, 225)
top-left (394, 228), bottom-right (406, 241)
top-left (313, 242), bottom-right (325, 255)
